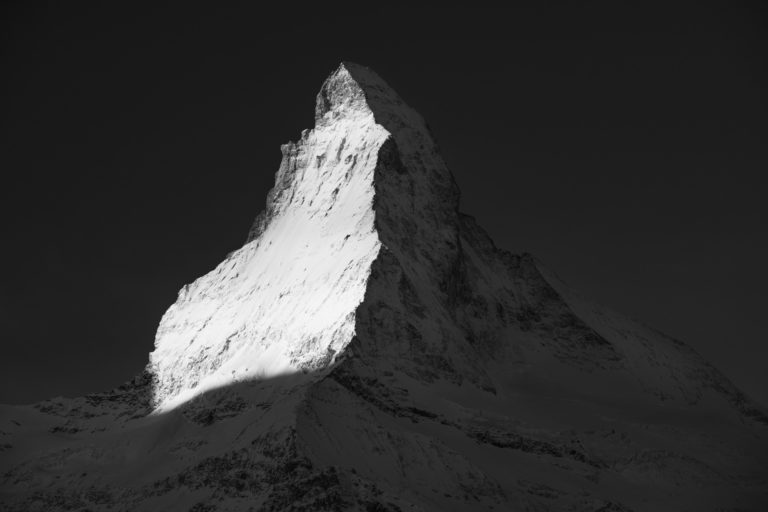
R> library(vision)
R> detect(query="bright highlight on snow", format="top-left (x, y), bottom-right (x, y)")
top-left (148, 65), bottom-right (392, 412)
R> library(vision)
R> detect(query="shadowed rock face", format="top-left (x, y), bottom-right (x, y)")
top-left (1, 63), bottom-right (767, 511)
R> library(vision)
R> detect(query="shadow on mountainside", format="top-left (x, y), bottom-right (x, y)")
top-left (4, 350), bottom-right (768, 512)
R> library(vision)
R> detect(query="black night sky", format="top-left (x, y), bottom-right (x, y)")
top-left (2, 4), bottom-right (766, 407)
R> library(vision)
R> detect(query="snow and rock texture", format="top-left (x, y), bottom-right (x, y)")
top-left (148, 65), bottom-right (388, 412)
top-left (2, 62), bottom-right (767, 511)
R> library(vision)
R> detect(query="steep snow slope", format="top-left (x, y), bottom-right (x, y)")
top-left (149, 66), bottom-right (389, 412)
top-left (2, 63), bottom-right (767, 511)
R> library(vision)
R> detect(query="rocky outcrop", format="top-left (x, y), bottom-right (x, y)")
top-left (1, 63), bottom-right (766, 511)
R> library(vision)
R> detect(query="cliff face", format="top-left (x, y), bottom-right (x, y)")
top-left (2, 63), bottom-right (766, 512)
top-left (148, 65), bottom-right (389, 413)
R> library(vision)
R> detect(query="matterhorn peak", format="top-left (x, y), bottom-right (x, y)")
top-left (313, 62), bottom-right (381, 124)
top-left (315, 63), bottom-right (442, 163)
top-left (3, 62), bottom-right (766, 512)
top-left (147, 61), bottom-right (457, 412)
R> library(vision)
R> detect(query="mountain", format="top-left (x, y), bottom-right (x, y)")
top-left (2, 62), bottom-right (766, 512)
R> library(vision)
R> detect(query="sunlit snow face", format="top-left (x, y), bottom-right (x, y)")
top-left (145, 62), bottom-right (447, 413)
top-left (147, 80), bottom-right (390, 412)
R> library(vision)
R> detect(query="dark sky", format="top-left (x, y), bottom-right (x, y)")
top-left (2, 4), bottom-right (766, 406)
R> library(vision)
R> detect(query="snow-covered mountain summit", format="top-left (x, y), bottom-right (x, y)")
top-left (148, 62), bottom-right (462, 413)
top-left (149, 63), bottom-right (389, 411)
top-left (2, 62), bottom-right (766, 511)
